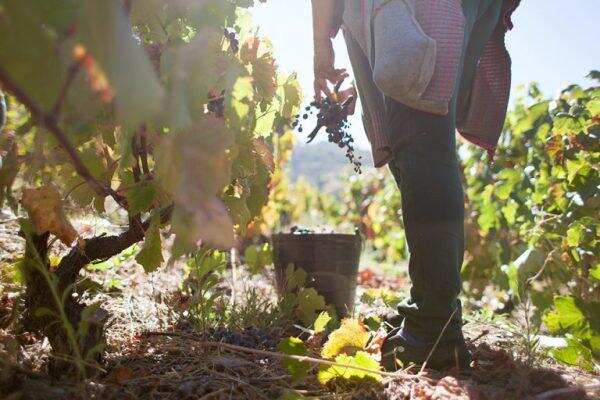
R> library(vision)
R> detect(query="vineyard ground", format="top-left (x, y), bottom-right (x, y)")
top-left (0, 213), bottom-right (598, 400)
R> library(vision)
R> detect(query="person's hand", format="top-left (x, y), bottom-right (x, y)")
top-left (313, 37), bottom-right (347, 102)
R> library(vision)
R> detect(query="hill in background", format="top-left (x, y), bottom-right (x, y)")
top-left (287, 142), bottom-right (373, 193)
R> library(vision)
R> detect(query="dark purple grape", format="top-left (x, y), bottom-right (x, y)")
top-left (291, 88), bottom-right (362, 172)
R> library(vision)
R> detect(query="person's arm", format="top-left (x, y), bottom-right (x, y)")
top-left (311, 0), bottom-right (336, 41)
top-left (311, 0), bottom-right (346, 100)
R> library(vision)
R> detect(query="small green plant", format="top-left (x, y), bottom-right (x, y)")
top-left (244, 242), bottom-right (273, 275)
top-left (543, 296), bottom-right (599, 371)
top-left (182, 248), bottom-right (228, 331)
top-left (18, 221), bottom-right (105, 378)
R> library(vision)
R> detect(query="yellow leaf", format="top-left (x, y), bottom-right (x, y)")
top-left (21, 186), bottom-right (78, 246)
top-left (317, 351), bottom-right (381, 385)
top-left (321, 319), bottom-right (370, 359)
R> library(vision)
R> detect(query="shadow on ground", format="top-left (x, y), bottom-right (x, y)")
top-left (2, 325), bottom-right (598, 400)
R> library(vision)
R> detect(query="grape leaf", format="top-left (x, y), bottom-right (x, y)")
top-left (297, 287), bottom-right (326, 327)
top-left (0, 0), bottom-right (67, 108)
top-left (155, 116), bottom-right (235, 251)
top-left (313, 311), bottom-right (332, 334)
top-left (171, 198), bottom-right (235, 256)
top-left (550, 336), bottom-right (595, 372)
top-left (136, 213), bottom-right (163, 273)
top-left (282, 76), bottom-right (302, 120)
top-left (243, 243), bottom-right (272, 275)
top-left (252, 138), bottom-right (275, 174)
top-left (21, 186), bottom-right (78, 246)
top-left (321, 319), bottom-right (370, 359)
top-left (277, 337), bottom-right (310, 381)
top-left (586, 99), bottom-right (600, 117)
top-left (284, 264), bottom-right (307, 292)
top-left (252, 52), bottom-right (277, 103)
top-left (591, 264), bottom-right (600, 281)
top-left (126, 183), bottom-right (157, 215)
top-left (240, 36), bottom-right (260, 65)
top-left (566, 223), bottom-right (584, 247)
top-left (317, 351), bottom-right (381, 385)
top-left (543, 296), bottom-right (588, 333)
top-left (77, 0), bottom-right (164, 129)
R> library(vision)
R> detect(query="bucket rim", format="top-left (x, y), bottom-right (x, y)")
top-left (271, 232), bottom-right (361, 242)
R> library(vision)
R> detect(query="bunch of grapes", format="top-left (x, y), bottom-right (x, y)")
top-left (292, 87), bottom-right (361, 173)
top-left (207, 89), bottom-right (225, 118)
top-left (224, 28), bottom-right (239, 54)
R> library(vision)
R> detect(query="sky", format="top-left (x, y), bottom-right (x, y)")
top-left (251, 0), bottom-right (600, 151)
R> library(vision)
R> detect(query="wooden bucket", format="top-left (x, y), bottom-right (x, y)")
top-left (272, 233), bottom-right (362, 317)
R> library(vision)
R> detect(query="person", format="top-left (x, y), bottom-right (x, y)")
top-left (311, 0), bottom-right (520, 370)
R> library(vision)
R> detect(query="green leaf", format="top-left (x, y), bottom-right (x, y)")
top-left (188, 249), bottom-right (227, 280)
top-left (126, 183), bottom-right (157, 215)
top-left (585, 99), bottom-right (600, 117)
top-left (284, 264), bottom-right (307, 292)
top-left (0, 0), bottom-right (69, 108)
top-left (317, 351), bottom-right (381, 385)
top-left (566, 224), bottom-right (584, 247)
top-left (297, 288), bottom-right (326, 327)
top-left (503, 263), bottom-right (521, 302)
top-left (501, 200), bottom-right (519, 225)
top-left (590, 263), bottom-right (600, 281)
top-left (565, 158), bottom-right (590, 183)
top-left (136, 213), bottom-right (163, 273)
top-left (495, 170), bottom-right (520, 200)
top-left (543, 296), bottom-right (587, 336)
top-left (282, 75), bottom-right (302, 120)
top-left (243, 243), bottom-right (272, 275)
top-left (229, 76), bottom-right (254, 121)
top-left (313, 311), bottom-right (332, 334)
top-left (553, 114), bottom-right (581, 136)
top-left (277, 337), bottom-right (310, 381)
top-left (550, 336), bottom-right (595, 372)
top-left (363, 315), bottom-right (381, 332)
top-left (77, 0), bottom-right (164, 128)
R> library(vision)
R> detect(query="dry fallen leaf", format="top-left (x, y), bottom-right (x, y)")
top-left (21, 186), bottom-right (78, 246)
top-left (110, 366), bottom-right (134, 384)
top-left (367, 327), bottom-right (387, 354)
top-left (208, 354), bottom-right (252, 370)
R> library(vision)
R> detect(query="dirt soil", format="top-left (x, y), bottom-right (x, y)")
top-left (0, 218), bottom-right (598, 400)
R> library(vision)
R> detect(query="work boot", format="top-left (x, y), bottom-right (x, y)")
top-left (381, 327), bottom-right (472, 371)
top-left (381, 310), bottom-right (404, 330)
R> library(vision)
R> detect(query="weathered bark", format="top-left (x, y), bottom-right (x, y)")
top-left (21, 231), bottom-right (106, 377)
top-left (18, 205), bottom-right (173, 377)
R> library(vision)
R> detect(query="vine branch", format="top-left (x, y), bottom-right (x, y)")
top-left (0, 66), bottom-right (127, 210)
top-left (141, 331), bottom-right (421, 381)
top-left (50, 59), bottom-right (84, 117)
top-left (56, 204), bottom-right (173, 282)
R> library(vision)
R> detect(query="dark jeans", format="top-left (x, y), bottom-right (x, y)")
top-left (386, 0), bottom-right (503, 343)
